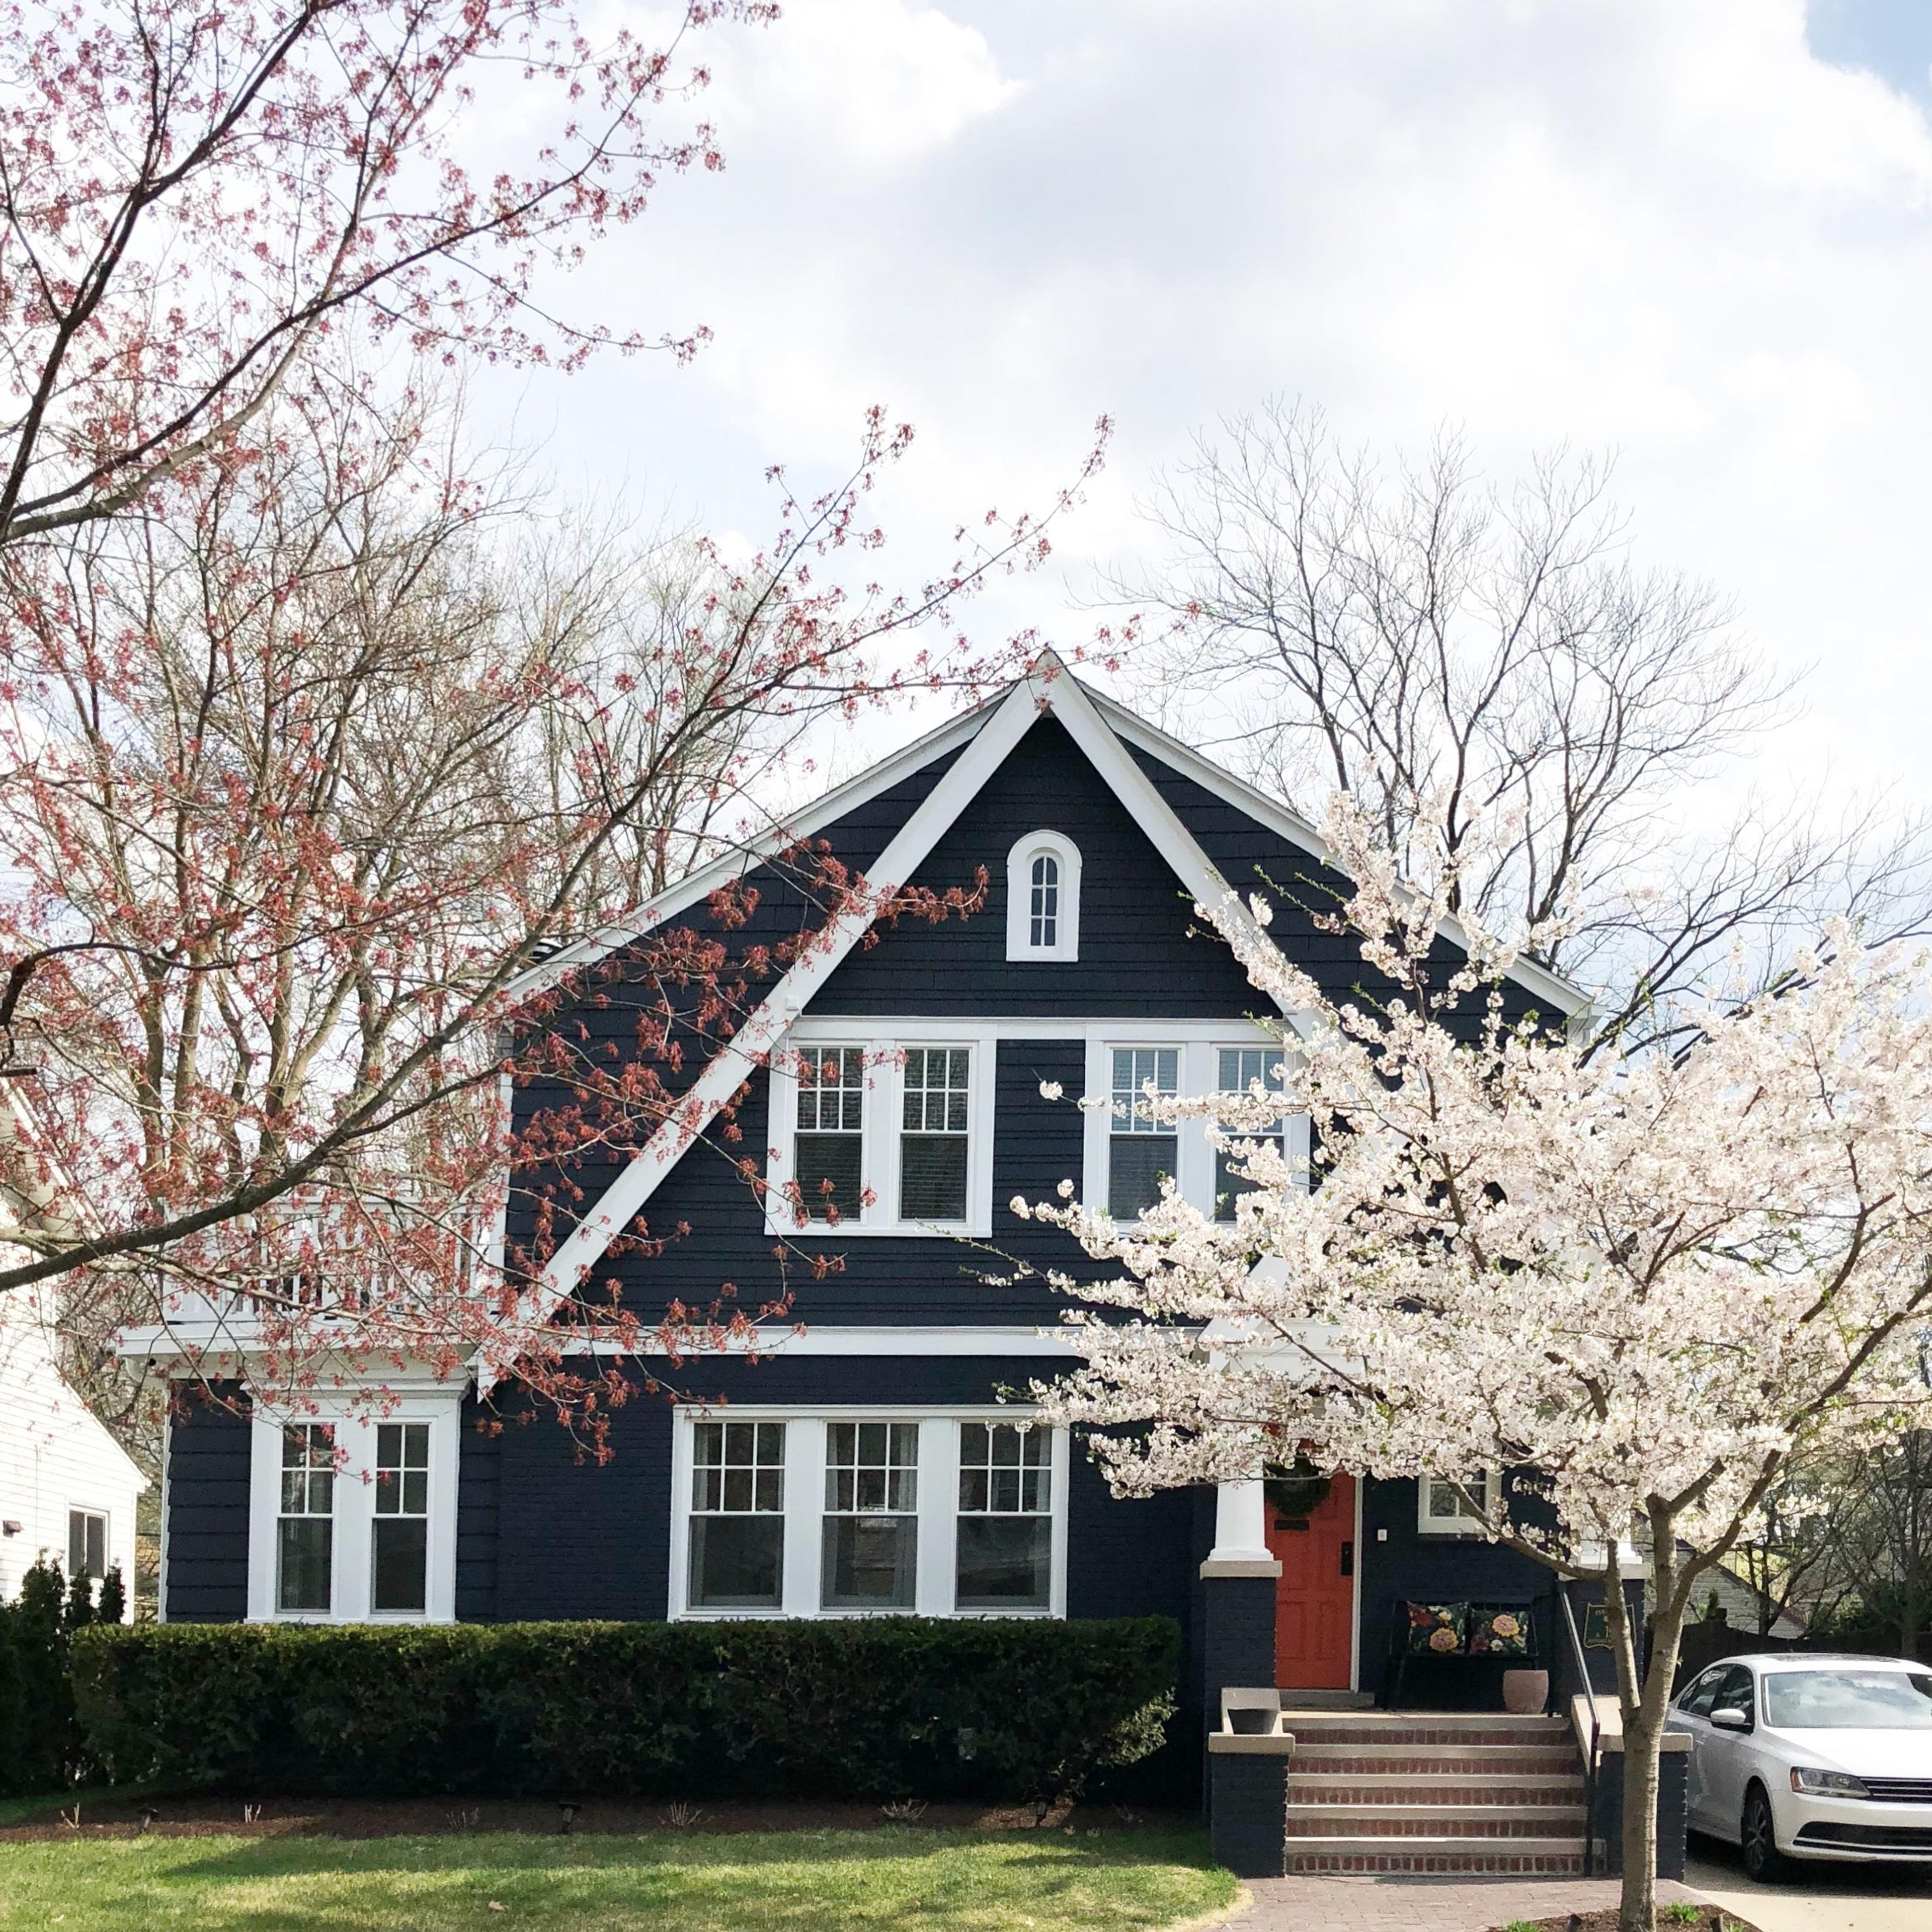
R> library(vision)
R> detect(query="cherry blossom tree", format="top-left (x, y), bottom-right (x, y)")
top-left (1021, 802), bottom-right (1932, 1929)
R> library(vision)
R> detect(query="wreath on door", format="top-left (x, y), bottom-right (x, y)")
top-left (1264, 1456), bottom-right (1333, 1519)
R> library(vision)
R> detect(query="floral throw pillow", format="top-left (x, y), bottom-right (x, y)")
top-left (1405, 1600), bottom-right (1467, 1655)
top-left (1468, 1607), bottom-right (1532, 1656)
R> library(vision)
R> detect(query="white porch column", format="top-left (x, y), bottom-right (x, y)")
top-left (1200, 1476), bottom-right (1279, 1578)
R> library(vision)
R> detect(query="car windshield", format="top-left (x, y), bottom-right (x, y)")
top-left (1762, 1669), bottom-right (1932, 1729)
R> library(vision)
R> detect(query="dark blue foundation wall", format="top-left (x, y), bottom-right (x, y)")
top-left (465, 1356), bottom-right (1199, 1642)
top-left (1359, 1476), bottom-right (1562, 1707)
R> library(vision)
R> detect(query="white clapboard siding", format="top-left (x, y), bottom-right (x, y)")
top-left (0, 1284), bottom-right (147, 1609)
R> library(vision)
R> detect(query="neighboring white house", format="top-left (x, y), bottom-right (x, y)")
top-left (0, 1281), bottom-right (146, 1609)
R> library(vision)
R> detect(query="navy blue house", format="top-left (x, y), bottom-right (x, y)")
top-left (142, 661), bottom-right (1593, 1725)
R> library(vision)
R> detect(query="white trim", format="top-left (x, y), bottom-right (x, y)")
top-left (245, 1388), bottom-right (462, 1624)
top-left (1417, 1469), bottom-right (1501, 1538)
top-left (736, 1325), bottom-right (1077, 1357)
top-left (157, 1406), bottom-right (171, 1624)
top-left (1005, 831), bottom-right (1082, 961)
top-left (668, 1408), bottom-right (1067, 1623)
top-left (764, 1034), bottom-right (996, 1238)
top-left (1082, 1031), bottom-right (1300, 1223)
top-left (1349, 1473), bottom-right (1364, 1692)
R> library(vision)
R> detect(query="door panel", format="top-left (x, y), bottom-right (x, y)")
top-left (1267, 1473), bottom-right (1356, 1689)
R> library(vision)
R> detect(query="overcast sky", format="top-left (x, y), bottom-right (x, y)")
top-left (475, 0), bottom-right (1932, 811)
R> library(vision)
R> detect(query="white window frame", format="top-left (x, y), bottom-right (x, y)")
top-left (246, 1387), bottom-right (462, 1623)
top-left (668, 1408), bottom-right (1069, 1621)
top-left (66, 1506), bottom-right (109, 1581)
top-left (765, 1028), bottom-right (997, 1237)
top-left (1417, 1469), bottom-right (1501, 1537)
top-left (1006, 831), bottom-right (1081, 961)
top-left (1080, 1028), bottom-right (1309, 1226)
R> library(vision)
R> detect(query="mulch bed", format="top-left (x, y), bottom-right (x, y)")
top-left (1489, 1912), bottom-right (1765, 1932)
top-left (0, 1793), bottom-right (1186, 1844)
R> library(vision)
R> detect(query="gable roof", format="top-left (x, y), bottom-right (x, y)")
top-left (491, 656), bottom-right (1586, 1382)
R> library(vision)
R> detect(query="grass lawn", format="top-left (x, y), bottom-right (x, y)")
top-left (0, 1826), bottom-right (1239, 1930)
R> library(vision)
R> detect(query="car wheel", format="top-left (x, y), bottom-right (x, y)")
top-left (1741, 1785), bottom-right (1791, 1884)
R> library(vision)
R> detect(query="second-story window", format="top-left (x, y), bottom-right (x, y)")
top-left (1109, 1046), bottom-right (1178, 1219)
top-left (1215, 1046), bottom-right (1287, 1221)
top-left (795, 1047), bottom-right (864, 1221)
top-left (900, 1048), bottom-right (971, 1222)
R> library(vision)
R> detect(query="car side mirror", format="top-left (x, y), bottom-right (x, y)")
top-left (1710, 1707), bottom-right (1751, 1731)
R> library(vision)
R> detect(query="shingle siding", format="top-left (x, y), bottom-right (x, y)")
top-left (163, 1386), bottom-right (251, 1623)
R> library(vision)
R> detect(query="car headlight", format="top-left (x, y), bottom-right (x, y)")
top-left (1791, 1767), bottom-right (1872, 1798)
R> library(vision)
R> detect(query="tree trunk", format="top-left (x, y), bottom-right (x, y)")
top-left (1606, 1527), bottom-right (1694, 1931)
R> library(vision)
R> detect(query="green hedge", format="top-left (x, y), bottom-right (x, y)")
top-left (71, 1616), bottom-right (1179, 1801)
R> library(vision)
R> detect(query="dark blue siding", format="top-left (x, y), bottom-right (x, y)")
top-left (478, 1356), bottom-right (1198, 1646)
top-left (456, 1402), bottom-right (502, 1622)
top-left (1358, 1476), bottom-right (1559, 1702)
top-left (163, 1387), bottom-right (251, 1623)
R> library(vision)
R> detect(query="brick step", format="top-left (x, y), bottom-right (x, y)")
top-left (1284, 1804), bottom-right (1586, 1839)
top-left (1294, 1745), bottom-right (1581, 1775)
top-left (1283, 1836), bottom-right (1585, 1876)
top-left (1281, 1717), bottom-right (1570, 1748)
top-left (1292, 1777), bottom-right (1586, 1807)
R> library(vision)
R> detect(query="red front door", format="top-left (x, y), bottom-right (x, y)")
top-left (1267, 1473), bottom-right (1356, 1689)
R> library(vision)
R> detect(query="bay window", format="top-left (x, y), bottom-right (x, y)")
top-left (277, 1423), bottom-right (336, 1614)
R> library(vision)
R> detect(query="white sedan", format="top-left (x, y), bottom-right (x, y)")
top-left (1674, 1653), bottom-right (1932, 1883)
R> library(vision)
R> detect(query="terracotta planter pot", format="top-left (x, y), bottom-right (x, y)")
top-left (1502, 1668), bottom-right (1550, 1715)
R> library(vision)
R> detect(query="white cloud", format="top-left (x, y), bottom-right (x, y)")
top-left (475, 0), bottom-right (1932, 802)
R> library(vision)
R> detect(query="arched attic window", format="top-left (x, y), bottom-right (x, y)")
top-left (1006, 831), bottom-right (1081, 962)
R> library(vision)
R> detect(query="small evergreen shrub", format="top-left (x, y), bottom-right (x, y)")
top-left (71, 1616), bottom-right (1179, 1802)
top-left (0, 1559), bottom-right (123, 1793)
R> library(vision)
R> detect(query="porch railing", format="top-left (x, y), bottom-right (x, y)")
top-left (1558, 1584), bottom-right (1600, 1878)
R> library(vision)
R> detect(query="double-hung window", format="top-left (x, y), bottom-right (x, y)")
top-left (956, 1422), bottom-right (1053, 1609)
top-left (371, 1422), bottom-right (430, 1614)
top-left (689, 1420), bottom-right (786, 1608)
top-left (795, 1049), bottom-right (865, 1222)
top-left (278, 1423), bottom-right (336, 1613)
top-left (822, 1422), bottom-right (919, 1608)
top-left (1215, 1046), bottom-right (1287, 1221)
top-left (66, 1509), bottom-right (106, 1581)
top-left (1108, 1047), bottom-right (1178, 1219)
top-left (900, 1048), bottom-right (971, 1222)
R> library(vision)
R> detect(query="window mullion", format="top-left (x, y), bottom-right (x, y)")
top-left (916, 1419), bottom-right (958, 1616)
top-left (781, 1420), bottom-right (825, 1616)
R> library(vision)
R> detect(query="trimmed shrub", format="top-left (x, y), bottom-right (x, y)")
top-left (71, 1616), bottom-right (1179, 1801)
